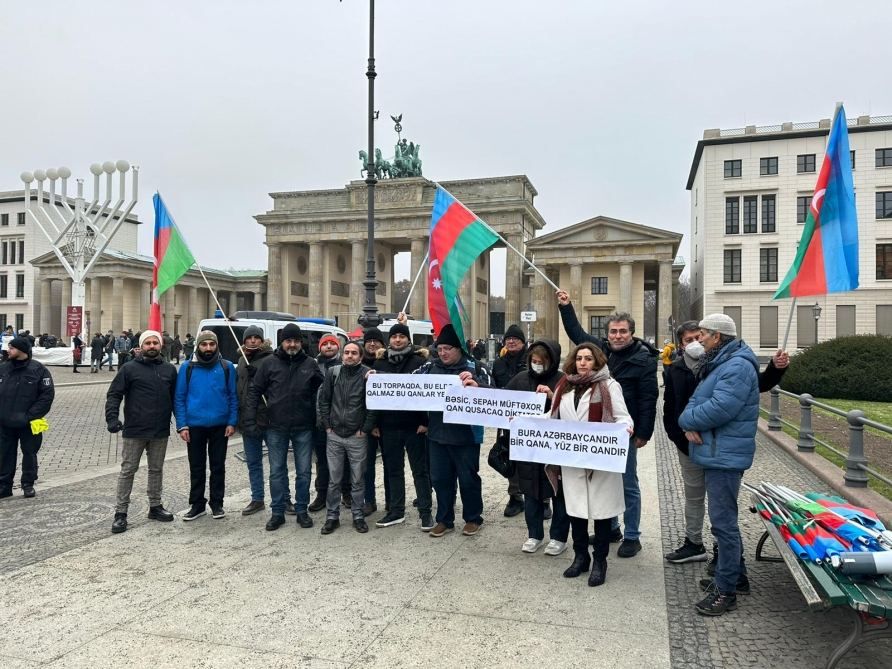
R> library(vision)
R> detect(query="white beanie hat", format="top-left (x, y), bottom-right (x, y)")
top-left (698, 314), bottom-right (737, 337)
top-left (139, 330), bottom-right (162, 346)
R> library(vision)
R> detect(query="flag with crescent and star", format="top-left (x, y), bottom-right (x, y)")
top-left (774, 105), bottom-right (859, 299)
top-left (428, 187), bottom-right (499, 344)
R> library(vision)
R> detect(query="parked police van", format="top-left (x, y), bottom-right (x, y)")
top-left (196, 311), bottom-right (348, 363)
top-left (377, 316), bottom-right (435, 348)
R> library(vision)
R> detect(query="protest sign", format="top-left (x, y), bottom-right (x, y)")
top-left (509, 416), bottom-right (630, 472)
top-left (366, 374), bottom-right (462, 411)
top-left (443, 386), bottom-right (545, 429)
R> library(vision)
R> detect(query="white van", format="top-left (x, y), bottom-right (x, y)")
top-left (196, 311), bottom-right (348, 363)
top-left (377, 317), bottom-right (435, 348)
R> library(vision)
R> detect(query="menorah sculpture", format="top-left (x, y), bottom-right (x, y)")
top-left (20, 161), bottom-right (138, 335)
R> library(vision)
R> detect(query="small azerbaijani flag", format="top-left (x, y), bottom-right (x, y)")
top-left (428, 187), bottom-right (499, 345)
top-left (149, 193), bottom-right (196, 331)
top-left (773, 106), bottom-right (859, 299)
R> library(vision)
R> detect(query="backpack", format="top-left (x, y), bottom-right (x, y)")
top-left (184, 359), bottom-right (231, 394)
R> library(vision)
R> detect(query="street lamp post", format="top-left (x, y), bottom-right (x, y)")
top-left (812, 302), bottom-right (822, 346)
top-left (359, 0), bottom-right (380, 328)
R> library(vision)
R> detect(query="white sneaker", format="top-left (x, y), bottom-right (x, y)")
top-left (544, 539), bottom-right (568, 556)
top-left (522, 538), bottom-right (545, 553)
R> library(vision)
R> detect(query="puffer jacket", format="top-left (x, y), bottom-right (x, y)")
top-left (237, 342), bottom-right (274, 430)
top-left (372, 346), bottom-right (429, 430)
top-left (679, 339), bottom-right (760, 471)
top-left (317, 362), bottom-right (376, 437)
top-left (413, 354), bottom-right (491, 445)
top-left (174, 353), bottom-right (238, 431)
top-left (0, 357), bottom-right (55, 428)
top-left (244, 347), bottom-right (323, 432)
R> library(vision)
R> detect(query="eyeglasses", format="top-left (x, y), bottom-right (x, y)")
top-left (436, 345), bottom-right (456, 352)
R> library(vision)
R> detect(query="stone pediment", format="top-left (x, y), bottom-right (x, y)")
top-left (526, 215), bottom-right (682, 250)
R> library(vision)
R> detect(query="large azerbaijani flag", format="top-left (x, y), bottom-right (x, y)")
top-left (774, 106), bottom-right (859, 299)
top-left (149, 193), bottom-right (196, 330)
top-left (428, 187), bottom-right (500, 344)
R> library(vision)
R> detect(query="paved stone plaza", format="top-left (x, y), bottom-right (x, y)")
top-left (0, 376), bottom-right (889, 667)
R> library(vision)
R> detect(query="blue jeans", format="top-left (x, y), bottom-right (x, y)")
top-left (266, 428), bottom-right (313, 515)
top-left (242, 430), bottom-right (267, 503)
top-left (611, 437), bottom-right (641, 540)
top-left (429, 439), bottom-right (482, 527)
top-left (704, 468), bottom-right (747, 593)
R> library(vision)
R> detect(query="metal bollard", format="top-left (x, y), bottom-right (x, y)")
top-left (844, 409), bottom-right (869, 488)
top-left (797, 393), bottom-right (815, 452)
top-left (767, 387), bottom-right (782, 431)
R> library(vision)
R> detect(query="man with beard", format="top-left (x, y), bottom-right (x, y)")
top-left (105, 330), bottom-right (178, 533)
top-left (244, 323), bottom-right (323, 531)
top-left (236, 326), bottom-right (274, 516)
top-left (360, 327), bottom-right (389, 517)
top-left (175, 331), bottom-right (238, 521)
top-left (556, 290), bottom-right (658, 559)
top-left (309, 334), bottom-right (350, 512)
top-left (491, 324), bottom-right (528, 517)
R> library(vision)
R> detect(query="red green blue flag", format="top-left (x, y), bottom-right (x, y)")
top-left (150, 193), bottom-right (195, 330)
top-left (428, 187), bottom-right (499, 344)
top-left (774, 106), bottom-right (859, 299)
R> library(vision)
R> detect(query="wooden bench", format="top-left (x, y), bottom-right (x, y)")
top-left (752, 494), bottom-right (892, 668)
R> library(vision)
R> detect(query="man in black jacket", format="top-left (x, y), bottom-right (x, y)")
top-left (0, 336), bottom-right (54, 499)
top-left (372, 323), bottom-right (432, 530)
top-left (556, 290), bottom-right (659, 558)
top-left (236, 326), bottom-right (274, 516)
top-left (309, 334), bottom-right (349, 511)
top-left (317, 341), bottom-right (376, 534)
top-left (492, 323), bottom-right (528, 517)
top-left (245, 323), bottom-right (324, 531)
top-left (361, 327), bottom-right (388, 516)
top-left (105, 330), bottom-right (178, 533)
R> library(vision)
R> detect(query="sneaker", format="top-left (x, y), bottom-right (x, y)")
top-left (353, 518), bottom-right (369, 533)
top-left (362, 502), bottom-right (377, 517)
top-left (522, 538), bottom-right (544, 553)
top-left (284, 501), bottom-right (296, 515)
top-left (695, 582), bottom-right (738, 616)
top-left (265, 514), bottom-right (286, 531)
top-left (147, 505), bottom-right (174, 522)
top-left (375, 511), bottom-right (406, 528)
top-left (296, 512), bottom-right (314, 528)
top-left (22, 486), bottom-right (36, 498)
top-left (420, 513), bottom-right (435, 531)
top-left (429, 523), bottom-right (454, 538)
top-left (706, 544), bottom-right (718, 576)
top-left (211, 506), bottom-right (226, 519)
top-left (308, 493), bottom-right (326, 513)
top-left (699, 575), bottom-right (750, 595)
top-left (182, 506), bottom-right (206, 521)
top-left (462, 522), bottom-right (481, 536)
top-left (111, 512), bottom-right (128, 534)
top-left (617, 539), bottom-right (642, 558)
top-left (321, 519), bottom-right (340, 535)
top-left (665, 538), bottom-right (707, 564)
top-left (544, 539), bottom-right (568, 556)
top-left (241, 500), bottom-right (265, 516)
top-left (503, 496), bottom-right (524, 518)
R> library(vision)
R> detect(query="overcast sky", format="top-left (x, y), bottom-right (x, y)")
top-left (3, 0), bottom-right (891, 295)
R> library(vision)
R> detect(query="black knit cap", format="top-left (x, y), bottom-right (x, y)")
top-left (8, 335), bottom-right (31, 357)
top-left (435, 324), bottom-right (463, 350)
top-left (504, 323), bottom-right (526, 344)
top-left (280, 323), bottom-right (302, 342)
top-left (363, 328), bottom-right (385, 345)
top-left (388, 323), bottom-right (411, 341)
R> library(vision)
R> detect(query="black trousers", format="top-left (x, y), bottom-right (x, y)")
top-left (313, 427), bottom-right (350, 495)
top-left (0, 425), bottom-right (41, 492)
top-left (186, 425), bottom-right (228, 507)
top-left (380, 427), bottom-right (432, 516)
top-left (549, 485), bottom-right (611, 559)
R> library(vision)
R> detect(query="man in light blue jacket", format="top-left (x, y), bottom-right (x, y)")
top-left (174, 331), bottom-right (238, 521)
top-left (679, 314), bottom-right (759, 617)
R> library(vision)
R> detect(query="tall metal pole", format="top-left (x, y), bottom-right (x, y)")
top-left (360, 0), bottom-right (380, 327)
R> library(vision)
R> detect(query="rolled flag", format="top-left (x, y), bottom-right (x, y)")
top-left (834, 551), bottom-right (892, 577)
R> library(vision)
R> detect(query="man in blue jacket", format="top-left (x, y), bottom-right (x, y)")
top-left (679, 314), bottom-right (759, 617)
top-left (175, 331), bottom-right (238, 521)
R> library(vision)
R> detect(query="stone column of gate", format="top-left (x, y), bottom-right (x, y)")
top-left (504, 234), bottom-right (524, 326)
top-left (351, 239), bottom-right (365, 318)
top-left (252, 290), bottom-right (262, 311)
top-left (89, 277), bottom-right (102, 333)
top-left (619, 263), bottom-right (633, 313)
top-left (569, 262), bottom-right (583, 304)
top-left (308, 242), bottom-right (325, 313)
top-left (139, 280), bottom-right (151, 330)
top-left (112, 277), bottom-right (125, 332)
top-left (60, 278), bottom-right (72, 338)
top-left (409, 237), bottom-right (427, 318)
top-left (39, 278), bottom-right (52, 336)
top-left (532, 268), bottom-right (549, 341)
top-left (188, 285), bottom-right (199, 334)
top-left (658, 260), bottom-right (673, 345)
top-left (459, 260), bottom-right (475, 339)
top-left (266, 243), bottom-right (282, 312)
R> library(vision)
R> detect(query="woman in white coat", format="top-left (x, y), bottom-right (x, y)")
top-left (548, 342), bottom-right (633, 586)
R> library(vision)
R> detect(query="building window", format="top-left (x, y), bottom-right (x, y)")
top-left (836, 305), bottom-right (855, 337)
top-left (0, 314), bottom-right (6, 329)
top-left (15, 314), bottom-right (23, 332)
top-left (725, 197), bottom-right (739, 234)
top-left (724, 159), bottom-right (742, 178)
top-left (17, 241), bottom-right (24, 265)
top-left (797, 154), bottom-right (816, 173)
top-left (1, 213), bottom-right (7, 226)
top-left (590, 277), bottom-right (608, 294)
top-left (878, 306), bottom-right (892, 336)
top-left (762, 195), bottom-right (776, 232)
top-left (743, 196), bottom-right (758, 233)
top-left (15, 274), bottom-right (24, 298)
top-left (760, 306), bottom-right (778, 348)
top-left (797, 304), bottom-right (817, 346)
top-left (850, 150), bottom-right (856, 170)
top-left (876, 148), bottom-right (892, 168)
top-left (16, 212), bottom-right (25, 225)
top-left (589, 315), bottom-right (607, 339)
top-left (760, 157), bottom-right (778, 175)
top-left (797, 195), bottom-right (811, 224)
top-left (9, 242), bottom-right (15, 265)
top-left (877, 244), bottom-right (892, 279)
top-left (724, 307), bottom-right (742, 339)
top-left (876, 192), bottom-right (892, 219)
top-left (724, 249), bottom-right (741, 283)
top-left (760, 248), bottom-right (778, 282)
top-left (1, 242), bottom-right (6, 265)
top-left (0, 274), bottom-right (6, 298)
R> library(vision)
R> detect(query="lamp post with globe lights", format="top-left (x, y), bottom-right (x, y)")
top-left (812, 302), bottom-right (822, 346)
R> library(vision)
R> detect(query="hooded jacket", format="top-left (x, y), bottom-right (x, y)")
top-left (413, 354), bottom-right (491, 445)
top-left (237, 342), bottom-right (274, 430)
top-left (244, 346), bottom-right (323, 431)
top-left (491, 324), bottom-right (528, 388)
top-left (105, 354), bottom-right (178, 439)
top-left (372, 346), bottom-right (429, 430)
top-left (0, 355), bottom-right (54, 429)
top-left (316, 362), bottom-right (376, 437)
top-left (174, 352), bottom-right (238, 431)
top-left (679, 339), bottom-right (760, 471)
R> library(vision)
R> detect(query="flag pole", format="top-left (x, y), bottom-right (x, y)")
top-left (401, 249), bottom-right (429, 316)
top-left (780, 297), bottom-right (797, 351)
top-left (432, 181), bottom-right (560, 291)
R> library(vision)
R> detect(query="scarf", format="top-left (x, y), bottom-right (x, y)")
top-left (551, 366), bottom-right (615, 424)
top-left (387, 343), bottom-right (412, 366)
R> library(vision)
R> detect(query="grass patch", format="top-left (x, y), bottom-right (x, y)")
top-left (813, 398), bottom-right (892, 436)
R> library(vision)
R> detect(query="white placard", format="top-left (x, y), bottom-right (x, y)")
top-left (509, 416), bottom-right (630, 472)
top-left (442, 386), bottom-right (546, 429)
top-left (365, 374), bottom-right (462, 411)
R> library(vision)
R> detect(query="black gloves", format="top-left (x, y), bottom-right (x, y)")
top-left (107, 420), bottom-right (123, 434)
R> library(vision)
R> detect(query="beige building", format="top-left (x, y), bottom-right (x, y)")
top-left (687, 113), bottom-right (892, 355)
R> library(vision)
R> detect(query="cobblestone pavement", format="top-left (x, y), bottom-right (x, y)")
top-left (656, 403), bottom-right (890, 668)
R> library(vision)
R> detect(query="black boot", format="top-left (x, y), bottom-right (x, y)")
top-left (563, 551), bottom-right (591, 578)
top-left (111, 513), bottom-right (128, 534)
top-left (308, 492), bottom-right (326, 512)
top-left (588, 555), bottom-right (608, 587)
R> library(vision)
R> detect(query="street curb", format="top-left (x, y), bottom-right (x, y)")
top-left (758, 418), bottom-right (892, 526)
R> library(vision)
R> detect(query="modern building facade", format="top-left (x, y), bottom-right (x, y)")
top-left (687, 114), bottom-right (892, 355)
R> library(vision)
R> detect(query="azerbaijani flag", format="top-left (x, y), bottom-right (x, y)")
top-left (149, 193), bottom-right (196, 330)
top-left (774, 106), bottom-right (859, 298)
top-left (428, 187), bottom-right (499, 344)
